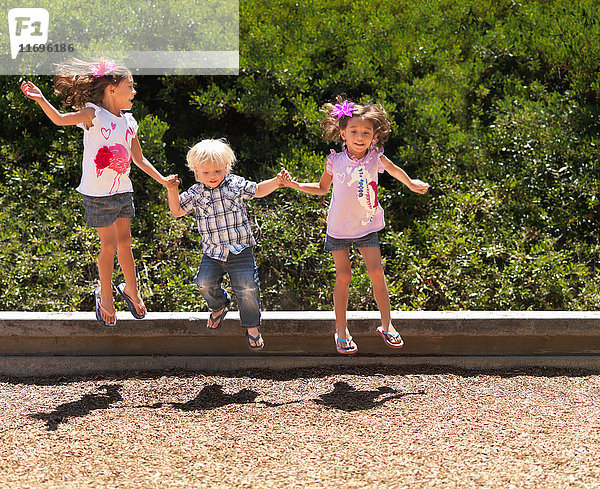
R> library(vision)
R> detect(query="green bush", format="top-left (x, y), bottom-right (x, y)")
top-left (2, 0), bottom-right (600, 311)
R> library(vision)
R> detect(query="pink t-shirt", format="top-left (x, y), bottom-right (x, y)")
top-left (325, 147), bottom-right (385, 239)
top-left (76, 102), bottom-right (138, 197)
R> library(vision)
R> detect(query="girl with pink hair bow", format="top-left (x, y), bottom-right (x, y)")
top-left (282, 96), bottom-right (429, 354)
top-left (20, 58), bottom-right (173, 327)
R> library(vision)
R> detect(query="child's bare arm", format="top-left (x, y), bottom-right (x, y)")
top-left (166, 177), bottom-right (187, 217)
top-left (20, 81), bottom-right (94, 127)
top-left (283, 168), bottom-right (332, 196)
top-left (254, 175), bottom-right (281, 198)
top-left (381, 155), bottom-right (429, 194)
top-left (130, 136), bottom-right (169, 186)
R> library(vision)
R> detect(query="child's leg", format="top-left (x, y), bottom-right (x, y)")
top-left (358, 246), bottom-right (401, 341)
top-left (96, 225), bottom-right (118, 324)
top-left (195, 254), bottom-right (231, 319)
top-left (331, 249), bottom-right (353, 340)
top-left (114, 218), bottom-right (145, 316)
top-left (226, 248), bottom-right (263, 348)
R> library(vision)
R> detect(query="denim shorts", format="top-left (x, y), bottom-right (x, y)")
top-left (324, 231), bottom-right (380, 252)
top-left (82, 192), bottom-right (135, 228)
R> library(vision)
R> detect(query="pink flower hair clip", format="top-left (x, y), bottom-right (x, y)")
top-left (90, 60), bottom-right (116, 77)
top-left (331, 100), bottom-right (355, 118)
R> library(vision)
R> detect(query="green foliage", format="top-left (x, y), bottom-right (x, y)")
top-left (0, 0), bottom-right (238, 56)
top-left (2, 0), bottom-right (600, 312)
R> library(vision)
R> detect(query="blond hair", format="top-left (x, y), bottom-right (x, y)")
top-left (187, 138), bottom-right (236, 177)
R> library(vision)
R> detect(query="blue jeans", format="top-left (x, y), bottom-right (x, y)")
top-left (194, 247), bottom-right (261, 328)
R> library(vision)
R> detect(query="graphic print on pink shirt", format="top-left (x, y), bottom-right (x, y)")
top-left (343, 165), bottom-right (381, 225)
top-left (94, 143), bottom-right (131, 194)
top-left (368, 180), bottom-right (379, 207)
top-left (358, 178), bottom-right (380, 225)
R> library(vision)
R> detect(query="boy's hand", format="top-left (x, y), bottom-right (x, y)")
top-left (20, 81), bottom-right (43, 102)
top-left (278, 169), bottom-right (297, 188)
top-left (409, 179), bottom-right (430, 194)
top-left (166, 174), bottom-right (180, 188)
top-left (276, 170), bottom-right (286, 187)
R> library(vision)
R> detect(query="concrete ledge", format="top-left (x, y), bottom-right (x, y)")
top-left (1, 355), bottom-right (600, 377)
top-left (2, 311), bottom-right (600, 376)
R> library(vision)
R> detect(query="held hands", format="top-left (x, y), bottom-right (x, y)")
top-left (409, 179), bottom-right (430, 194)
top-left (275, 169), bottom-right (287, 187)
top-left (20, 81), bottom-right (44, 102)
top-left (276, 168), bottom-right (297, 188)
top-left (165, 174), bottom-right (180, 189)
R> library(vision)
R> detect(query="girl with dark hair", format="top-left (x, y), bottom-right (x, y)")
top-left (21, 59), bottom-right (172, 326)
top-left (282, 96), bottom-right (429, 354)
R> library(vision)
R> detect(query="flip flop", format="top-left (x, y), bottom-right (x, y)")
top-left (207, 307), bottom-right (228, 330)
top-left (377, 326), bottom-right (404, 348)
top-left (245, 330), bottom-right (264, 350)
top-left (94, 286), bottom-right (116, 327)
top-left (116, 283), bottom-right (146, 319)
top-left (334, 332), bottom-right (358, 355)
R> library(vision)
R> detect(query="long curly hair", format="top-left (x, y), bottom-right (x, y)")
top-left (321, 95), bottom-right (391, 148)
top-left (53, 58), bottom-right (130, 110)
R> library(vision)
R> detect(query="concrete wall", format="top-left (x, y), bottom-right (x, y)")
top-left (2, 311), bottom-right (600, 376)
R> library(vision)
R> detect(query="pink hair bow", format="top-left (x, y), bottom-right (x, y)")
top-left (331, 100), bottom-right (355, 118)
top-left (90, 60), bottom-right (115, 77)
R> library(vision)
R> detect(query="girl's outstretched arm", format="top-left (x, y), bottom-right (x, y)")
top-left (20, 81), bottom-right (94, 127)
top-left (381, 155), bottom-right (429, 194)
top-left (283, 168), bottom-right (333, 196)
top-left (130, 136), bottom-right (169, 187)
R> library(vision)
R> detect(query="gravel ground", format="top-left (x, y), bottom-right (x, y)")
top-left (1, 366), bottom-right (600, 489)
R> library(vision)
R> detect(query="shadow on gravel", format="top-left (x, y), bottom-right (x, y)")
top-left (29, 384), bottom-right (123, 431)
top-left (314, 381), bottom-right (425, 412)
top-left (139, 381), bottom-right (416, 413)
top-left (142, 383), bottom-right (260, 411)
top-left (5, 365), bottom-right (599, 385)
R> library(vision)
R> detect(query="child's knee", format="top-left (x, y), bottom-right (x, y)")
top-left (369, 265), bottom-right (385, 283)
top-left (234, 273), bottom-right (260, 296)
top-left (100, 240), bottom-right (117, 254)
top-left (116, 234), bottom-right (132, 248)
top-left (232, 272), bottom-right (260, 305)
top-left (235, 285), bottom-right (261, 320)
top-left (194, 274), bottom-right (212, 292)
top-left (336, 269), bottom-right (352, 286)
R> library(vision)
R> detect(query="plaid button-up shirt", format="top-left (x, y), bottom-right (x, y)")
top-left (179, 174), bottom-right (258, 261)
